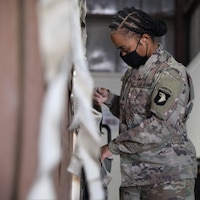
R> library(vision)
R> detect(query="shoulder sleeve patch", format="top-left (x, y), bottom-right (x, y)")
top-left (150, 71), bottom-right (183, 120)
top-left (154, 87), bottom-right (172, 105)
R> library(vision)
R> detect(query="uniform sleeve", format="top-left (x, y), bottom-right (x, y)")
top-left (150, 69), bottom-right (185, 120)
top-left (108, 69), bottom-right (188, 155)
top-left (104, 90), bottom-right (120, 118)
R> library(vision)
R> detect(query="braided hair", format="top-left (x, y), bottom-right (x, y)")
top-left (109, 7), bottom-right (167, 38)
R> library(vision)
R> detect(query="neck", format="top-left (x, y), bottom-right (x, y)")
top-left (149, 42), bottom-right (158, 56)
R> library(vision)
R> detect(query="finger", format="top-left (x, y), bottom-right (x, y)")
top-left (97, 87), bottom-right (104, 94)
top-left (93, 97), bottom-right (103, 105)
top-left (94, 91), bottom-right (101, 97)
top-left (96, 87), bottom-right (103, 95)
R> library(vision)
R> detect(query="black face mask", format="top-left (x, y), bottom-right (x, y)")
top-left (120, 39), bottom-right (148, 68)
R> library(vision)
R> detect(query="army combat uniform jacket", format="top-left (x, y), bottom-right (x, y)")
top-left (105, 44), bottom-right (197, 187)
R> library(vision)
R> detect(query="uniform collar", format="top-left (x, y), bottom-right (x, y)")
top-left (137, 43), bottom-right (164, 78)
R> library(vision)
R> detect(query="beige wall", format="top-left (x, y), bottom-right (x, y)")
top-left (189, 3), bottom-right (200, 61)
top-left (187, 53), bottom-right (200, 158)
top-left (187, 2), bottom-right (200, 158)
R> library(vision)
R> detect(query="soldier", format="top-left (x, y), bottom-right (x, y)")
top-left (93, 6), bottom-right (197, 200)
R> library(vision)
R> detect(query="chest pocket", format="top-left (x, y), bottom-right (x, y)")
top-left (127, 79), bottom-right (153, 118)
top-left (120, 66), bottom-right (163, 123)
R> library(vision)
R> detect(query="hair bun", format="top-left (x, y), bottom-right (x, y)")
top-left (153, 19), bottom-right (167, 37)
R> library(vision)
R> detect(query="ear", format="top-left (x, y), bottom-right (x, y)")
top-left (141, 34), bottom-right (149, 45)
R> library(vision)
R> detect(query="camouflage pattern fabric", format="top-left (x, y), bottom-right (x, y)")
top-left (104, 44), bottom-right (197, 188)
top-left (119, 178), bottom-right (195, 200)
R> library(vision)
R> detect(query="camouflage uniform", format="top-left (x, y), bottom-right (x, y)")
top-left (104, 44), bottom-right (197, 199)
top-left (119, 179), bottom-right (195, 200)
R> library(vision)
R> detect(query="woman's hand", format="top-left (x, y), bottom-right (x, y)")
top-left (93, 87), bottom-right (109, 106)
top-left (100, 144), bottom-right (113, 163)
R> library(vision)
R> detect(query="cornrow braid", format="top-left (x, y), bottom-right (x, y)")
top-left (109, 7), bottom-right (167, 37)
